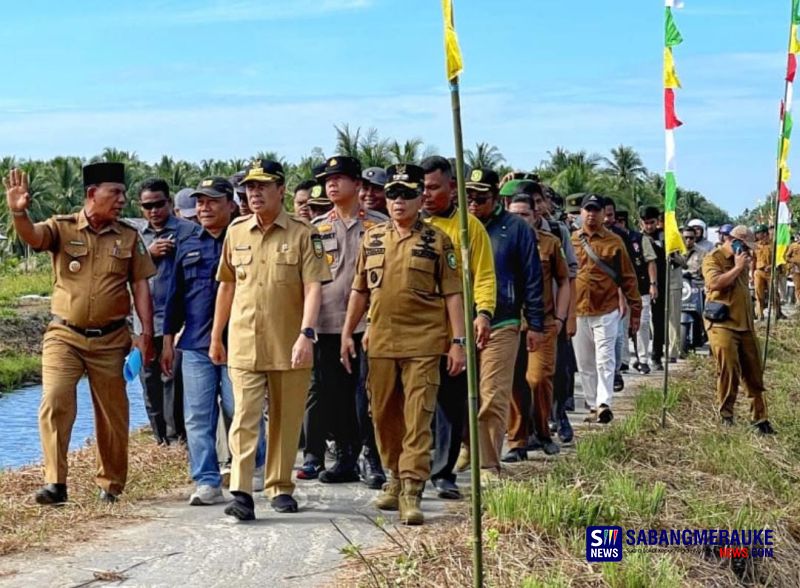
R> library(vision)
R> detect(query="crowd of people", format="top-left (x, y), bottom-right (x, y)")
top-left (1, 154), bottom-right (779, 524)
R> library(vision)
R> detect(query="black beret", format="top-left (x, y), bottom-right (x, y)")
top-left (83, 162), bottom-right (125, 187)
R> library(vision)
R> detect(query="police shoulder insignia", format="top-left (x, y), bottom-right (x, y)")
top-left (317, 223), bottom-right (333, 233)
top-left (230, 214), bottom-right (251, 226)
top-left (362, 220), bottom-right (375, 229)
top-left (446, 251), bottom-right (457, 270)
top-left (311, 234), bottom-right (324, 258)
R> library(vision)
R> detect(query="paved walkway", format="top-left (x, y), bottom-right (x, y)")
top-left (0, 359), bottom-right (675, 588)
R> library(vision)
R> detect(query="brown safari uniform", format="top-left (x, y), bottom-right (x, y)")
top-left (784, 241), bottom-right (800, 304)
top-left (217, 210), bottom-right (331, 497)
top-left (753, 242), bottom-right (781, 319)
top-left (703, 248), bottom-right (767, 423)
top-left (507, 229), bottom-right (569, 448)
top-left (353, 218), bottom-right (462, 483)
top-left (34, 212), bottom-right (155, 494)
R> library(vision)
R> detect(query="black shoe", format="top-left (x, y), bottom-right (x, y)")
top-left (319, 460), bottom-right (359, 484)
top-left (721, 416), bottom-right (735, 427)
top-left (652, 359), bottom-right (664, 371)
top-left (526, 435), bottom-right (543, 451)
top-left (613, 373), bottom-right (624, 392)
top-left (597, 404), bottom-right (614, 424)
top-left (271, 493), bottom-right (299, 513)
top-left (548, 420), bottom-right (558, 433)
top-left (558, 416), bottom-right (574, 443)
top-left (225, 492), bottom-right (255, 521)
top-left (358, 451), bottom-right (386, 490)
top-left (620, 362), bottom-right (629, 373)
top-left (754, 420), bottom-right (777, 436)
top-left (638, 363), bottom-right (651, 375)
top-left (99, 489), bottom-right (119, 504)
top-left (500, 448), bottom-right (528, 463)
top-left (433, 478), bottom-right (461, 500)
top-left (542, 440), bottom-right (561, 455)
top-left (34, 483), bottom-right (67, 505)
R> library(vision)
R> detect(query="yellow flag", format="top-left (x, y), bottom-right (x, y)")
top-left (780, 138), bottom-right (791, 167)
top-left (664, 211), bottom-right (687, 254)
top-left (664, 48), bottom-right (681, 89)
top-left (792, 24), bottom-right (800, 54)
top-left (782, 163), bottom-right (792, 182)
top-left (442, 0), bottom-right (463, 80)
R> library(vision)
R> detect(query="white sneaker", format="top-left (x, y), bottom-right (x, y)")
top-left (189, 484), bottom-right (223, 506)
top-left (252, 466), bottom-right (265, 492)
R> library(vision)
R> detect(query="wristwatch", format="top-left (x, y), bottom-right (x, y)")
top-left (301, 327), bottom-right (317, 342)
top-left (451, 337), bottom-right (467, 347)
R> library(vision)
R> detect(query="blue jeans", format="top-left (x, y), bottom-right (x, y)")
top-left (182, 350), bottom-right (265, 487)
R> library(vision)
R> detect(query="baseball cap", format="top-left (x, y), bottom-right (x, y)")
top-left (230, 170), bottom-right (247, 195)
top-left (581, 193), bottom-right (604, 210)
top-left (317, 156), bottom-right (361, 181)
top-left (754, 223), bottom-right (768, 234)
top-left (385, 163), bottom-right (424, 191)
top-left (242, 159), bottom-right (285, 184)
top-left (730, 225), bottom-right (756, 250)
top-left (719, 223), bottom-right (734, 236)
top-left (362, 167), bottom-right (387, 187)
top-left (191, 177), bottom-right (234, 200)
top-left (175, 188), bottom-right (197, 217)
top-left (465, 168), bottom-right (500, 193)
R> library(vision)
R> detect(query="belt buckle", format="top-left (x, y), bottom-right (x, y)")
top-left (85, 328), bottom-right (103, 337)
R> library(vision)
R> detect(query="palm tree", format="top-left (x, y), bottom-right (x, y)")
top-left (334, 124), bottom-right (361, 158)
top-left (389, 138), bottom-right (424, 163)
top-left (465, 142), bottom-right (505, 170)
top-left (551, 163), bottom-right (599, 196)
top-left (358, 128), bottom-right (392, 167)
top-left (603, 145), bottom-right (647, 212)
top-left (46, 156), bottom-right (84, 214)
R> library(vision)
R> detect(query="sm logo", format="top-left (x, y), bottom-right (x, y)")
top-left (586, 526), bottom-right (623, 562)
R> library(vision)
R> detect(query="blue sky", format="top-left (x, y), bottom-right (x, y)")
top-left (0, 0), bottom-right (792, 216)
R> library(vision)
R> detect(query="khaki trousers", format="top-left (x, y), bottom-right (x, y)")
top-left (527, 323), bottom-right (558, 442)
top-left (40, 324), bottom-right (131, 494)
top-left (367, 355), bottom-right (440, 482)
top-left (754, 269), bottom-right (781, 319)
top-left (707, 327), bottom-right (767, 423)
top-left (228, 367), bottom-right (310, 497)
top-left (794, 272), bottom-right (800, 305)
top-left (507, 333), bottom-right (530, 450)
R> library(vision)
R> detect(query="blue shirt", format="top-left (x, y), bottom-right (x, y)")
top-left (139, 215), bottom-right (198, 336)
top-left (163, 228), bottom-right (227, 351)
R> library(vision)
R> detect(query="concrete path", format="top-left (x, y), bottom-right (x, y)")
top-left (0, 358), bottom-right (678, 588)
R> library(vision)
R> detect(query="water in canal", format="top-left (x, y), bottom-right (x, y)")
top-left (0, 378), bottom-right (149, 470)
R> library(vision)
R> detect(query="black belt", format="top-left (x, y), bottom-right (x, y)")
top-left (52, 318), bottom-right (127, 338)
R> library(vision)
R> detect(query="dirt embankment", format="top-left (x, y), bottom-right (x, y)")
top-left (0, 301), bottom-right (50, 355)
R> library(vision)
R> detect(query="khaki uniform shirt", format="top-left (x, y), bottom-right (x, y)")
top-left (217, 210), bottom-right (332, 371)
top-left (536, 228), bottom-right (569, 324)
top-left (33, 212), bottom-right (155, 328)
top-left (703, 247), bottom-right (754, 332)
top-left (685, 246), bottom-right (705, 278)
top-left (785, 242), bottom-right (800, 273)
top-left (754, 242), bottom-right (772, 272)
top-left (313, 206), bottom-right (388, 334)
top-left (352, 218), bottom-right (462, 358)
top-left (571, 226), bottom-right (642, 320)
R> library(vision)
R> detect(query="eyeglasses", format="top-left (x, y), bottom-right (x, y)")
top-left (385, 189), bottom-right (421, 201)
top-left (467, 195), bottom-right (491, 205)
top-left (141, 200), bottom-right (168, 210)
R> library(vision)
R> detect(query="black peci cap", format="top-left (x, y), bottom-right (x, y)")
top-left (83, 162), bottom-right (125, 187)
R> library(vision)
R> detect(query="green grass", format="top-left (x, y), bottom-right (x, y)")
top-left (602, 552), bottom-right (685, 588)
top-left (0, 352), bottom-right (41, 391)
top-left (0, 269), bottom-right (52, 305)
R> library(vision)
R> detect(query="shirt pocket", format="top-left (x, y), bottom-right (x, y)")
top-left (274, 251), bottom-right (300, 284)
top-left (109, 248), bottom-right (132, 275)
top-left (231, 252), bottom-right (253, 283)
top-left (365, 254), bottom-right (385, 289)
top-left (407, 256), bottom-right (436, 293)
top-left (182, 253), bottom-right (211, 280)
top-left (63, 244), bottom-right (89, 275)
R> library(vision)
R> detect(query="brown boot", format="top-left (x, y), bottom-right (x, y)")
top-left (374, 477), bottom-right (400, 511)
top-left (398, 479), bottom-right (425, 525)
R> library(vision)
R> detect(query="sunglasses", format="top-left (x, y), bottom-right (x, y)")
top-left (385, 189), bottom-right (420, 201)
top-left (467, 195), bottom-right (491, 205)
top-left (141, 200), bottom-right (168, 210)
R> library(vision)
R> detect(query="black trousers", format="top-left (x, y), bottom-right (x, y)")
top-left (302, 333), bottom-right (363, 464)
top-left (431, 356), bottom-right (467, 484)
top-left (551, 330), bottom-right (577, 422)
top-left (140, 335), bottom-right (185, 444)
top-left (651, 293), bottom-right (666, 362)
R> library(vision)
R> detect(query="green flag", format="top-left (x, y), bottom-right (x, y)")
top-left (794, 0), bottom-right (800, 25)
top-left (784, 111), bottom-right (794, 139)
top-left (665, 7), bottom-right (683, 47)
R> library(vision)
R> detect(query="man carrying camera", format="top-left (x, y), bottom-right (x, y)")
top-left (702, 225), bottom-right (775, 435)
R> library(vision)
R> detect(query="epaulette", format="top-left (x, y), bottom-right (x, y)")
top-left (289, 215), bottom-right (313, 228)
top-left (118, 218), bottom-right (142, 231)
top-left (230, 214), bottom-right (253, 226)
top-left (54, 214), bottom-right (77, 222)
